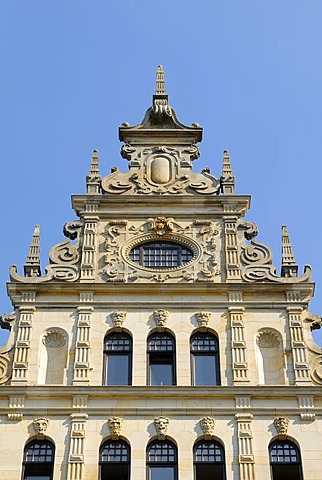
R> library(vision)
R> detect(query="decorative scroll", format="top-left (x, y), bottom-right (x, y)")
top-left (241, 240), bottom-right (312, 284)
top-left (311, 355), bottom-right (322, 385)
top-left (238, 221), bottom-right (259, 240)
top-left (0, 354), bottom-right (11, 385)
top-left (0, 313), bottom-right (16, 331)
top-left (10, 221), bottom-right (83, 283)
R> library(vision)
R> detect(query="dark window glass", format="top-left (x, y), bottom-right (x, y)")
top-left (147, 441), bottom-right (178, 480)
top-left (191, 333), bottom-right (220, 386)
top-left (270, 441), bottom-right (303, 480)
top-left (23, 441), bottom-right (55, 480)
top-left (100, 440), bottom-right (130, 480)
top-left (148, 333), bottom-right (176, 386)
top-left (104, 333), bottom-right (132, 385)
top-left (194, 441), bottom-right (226, 480)
top-left (129, 241), bottom-right (193, 269)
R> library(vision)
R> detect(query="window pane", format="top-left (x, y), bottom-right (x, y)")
top-left (150, 466), bottom-right (175, 480)
top-left (195, 463), bottom-right (225, 479)
top-left (25, 477), bottom-right (51, 480)
top-left (100, 463), bottom-right (129, 480)
top-left (194, 355), bottom-right (217, 385)
top-left (106, 355), bottom-right (129, 385)
top-left (150, 363), bottom-right (173, 386)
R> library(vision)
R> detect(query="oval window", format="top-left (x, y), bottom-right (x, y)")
top-left (129, 241), bottom-right (194, 269)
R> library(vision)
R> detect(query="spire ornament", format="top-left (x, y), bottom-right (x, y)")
top-left (155, 64), bottom-right (166, 95)
top-left (86, 149), bottom-right (101, 194)
top-left (281, 225), bottom-right (298, 277)
top-left (220, 150), bottom-right (235, 194)
top-left (24, 225), bottom-right (41, 277)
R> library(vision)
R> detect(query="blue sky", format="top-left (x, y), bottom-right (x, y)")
top-left (1, 1), bottom-right (322, 346)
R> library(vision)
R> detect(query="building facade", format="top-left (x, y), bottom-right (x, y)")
top-left (0, 66), bottom-right (322, 480)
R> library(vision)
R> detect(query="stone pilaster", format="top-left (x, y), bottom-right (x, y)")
top-left (80, 213), bottom-right (99, 282)
top-left (229, 307), bottom-right (249, 384)
top-left (11, 306), bottom-right (35, 385)
top-left (286, 307), bottom-right (311, 385)
top-left (67, 413), bottom-right (88, 480)
top-left (235, 414), bottom-right (255, 480)
top-left (223, 216), bottom-right (241, 281)
top-left (73, 306), bottom-right (93, 385)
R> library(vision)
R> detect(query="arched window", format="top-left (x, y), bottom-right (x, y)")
top-left (147, 440), bottom-right (178, 480)
top-left (100, 440), bottom-right (130, 480)
top-left (147, 332), bottom-right (176, 386)
top-left (22, 440), bottom-right (55, 480)
top-left (191, 332), bottom-right (220, 385)
top-left (104, 332), bottom-right (132, 385)
top-left (194, 440), bottom-right (226, 480)
top-left (269, 440), bottom-right (303, 480)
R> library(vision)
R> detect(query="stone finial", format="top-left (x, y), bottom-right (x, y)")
top-left (201, 416), bottom-right (215, 436)
top-left (24, 225), bottom-right (41, 277)
top-left (154, 416), bottom-right (170, 436)
top-left (153, 309), bottom-right (169, 327)
top-left (86, 149), bottom-right (101, 194)
top-left (274, 417), bottom-right (289, 439)
top-left (281, 226), bottom-right (298, 277)
top-left (155, 65), bottom-right (166, 95)
top-left (111, 311), bottom-right (127, 328)
top-left (108, 416), bottom-right (123, 437)
top-left (195, 311), bottom-right (211, 327)
top-left (220, 150), bottom-right (235, 194)
top-left (33, 417), bottom-right (49, 436)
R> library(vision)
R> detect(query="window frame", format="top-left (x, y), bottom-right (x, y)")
top-left (103, 332), bottom-right (133, 386)
top-left (146, 440), bottom-right (178, 480)
top-left (129, 240), bottom-right (194, 270)
top-left (190, 331), bottom-right (221, 386)
top-left (147, 332), bottom-right (176, 386)
top-left (269, 440), bottom-right (303, 480)
top-left (99, 439), bottom-right (131, 480)
top-left (193, 439), bottom-right (226, 480)
top-left (22, 440), bottom-right (55, 480)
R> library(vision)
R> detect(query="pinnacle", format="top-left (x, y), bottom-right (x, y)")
top-left (24, 225), bottom-right (41, 277)
top-left (155, 65), bottom-right (166, 95)
top-left (281, 225), bottom-right (298, 277)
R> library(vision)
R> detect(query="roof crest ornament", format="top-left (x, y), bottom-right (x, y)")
top-left (281, 225), bottom-right (298, 277)
top-left (220, 150), bottom-right (235, 194)
top-left (23, 225), bottom-right (41, 277)
top-left (155, 64), bottom-right (166, 95)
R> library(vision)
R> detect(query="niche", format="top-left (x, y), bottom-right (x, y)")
top-left (38, 328), bottom-right (68, 385)
top-left (256, 328), bottom-right (285, 385)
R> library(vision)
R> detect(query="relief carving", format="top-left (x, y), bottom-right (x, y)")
top-left (100, 218), bottom-right (221, 284)
top-left (195, 312), bottom-right (211, 327)
top-left (154, 416), bottom-right (170, 436)
top-left (33, 417), bottom-right (49, 436)
top-left (101, 145), bottom-right (220, 196)
top-left (111, 311), bottom-right (127, 327)
top-left (274, 417), bottom-right (289, 438)
top-left (201, 416), bottom-right (215, 436)
top-left (108, 416), bottom-right (123, 437)
top-left (153, 309), bottom-right (169, 327)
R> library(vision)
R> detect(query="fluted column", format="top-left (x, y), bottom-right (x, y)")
top-left (223, 216), bottom-right (241, 281)
top-left (73, 306), bottom-right (93, 385)
top-left (80, 215), bottom-right (99, 282)
top-left (11, 306), bottom-right (35, 385)
top-left (229, 307), bottom-right (249, 384)
top-left (67, 413), bottom-right (88, 480)
top-left (287, 307), bottom-right (311, 385)
top-left (235, 414), bottom-right (256, 480)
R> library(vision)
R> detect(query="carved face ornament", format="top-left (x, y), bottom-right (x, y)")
top-left (201, 416), bottom-right (215, 435)
top-left (154, 416), bottom-right (170, 435)
top-left (33, 417), bottom-right (49, 435)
